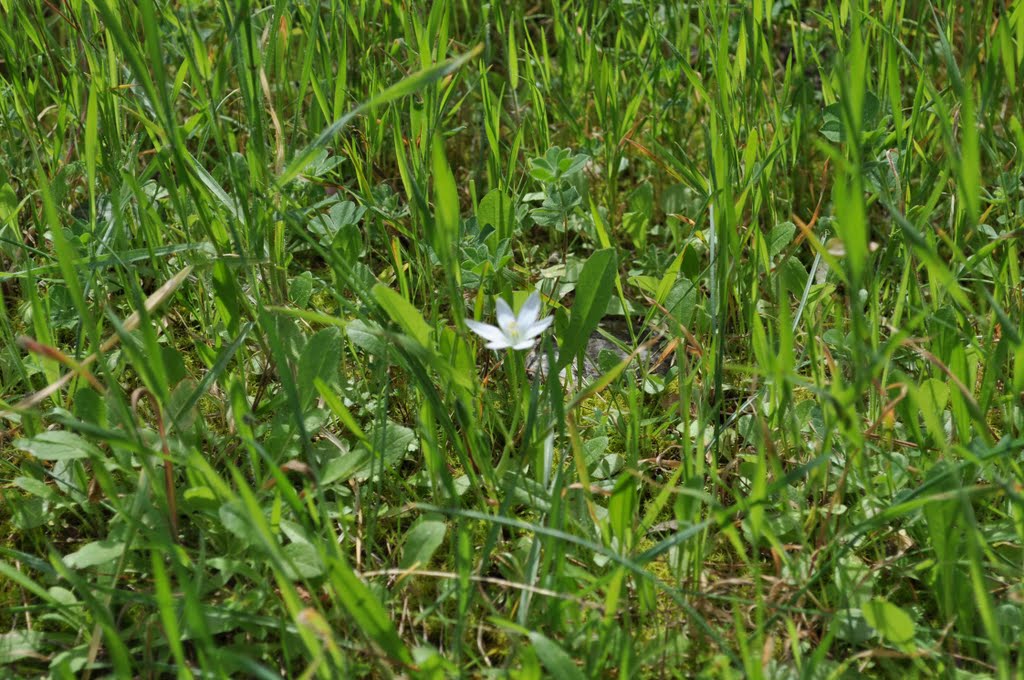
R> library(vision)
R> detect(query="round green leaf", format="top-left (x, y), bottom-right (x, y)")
top-left (282, 541), bottom-right (325, 580)
top-left (861, 597), bottom-right (915, 646)
top-left (400, 520), bottom-right (447, 570)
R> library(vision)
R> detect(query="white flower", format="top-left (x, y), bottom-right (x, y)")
top-left (466, 292), bottom-right (553, 351)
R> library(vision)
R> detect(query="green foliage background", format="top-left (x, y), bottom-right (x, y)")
top-left (1, 0), bottom-right (1023, 677)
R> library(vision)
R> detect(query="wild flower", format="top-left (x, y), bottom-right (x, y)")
top-left (466, 291), bottom-right (553, 351)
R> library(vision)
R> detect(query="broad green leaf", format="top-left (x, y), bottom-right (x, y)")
top-left (289, 271), bottom-right (314, 309)
top-left (834, 608), bottom-right (874, 644)
top-left (665, 278), bottom-right (700, 328)
top-left (558, 248), bottom-right (617, 371)
top-left (780, 257), bottom-right (808, 294)
top-left (316, 378), bottom-right (368, 442)
top-left (10, 498), bottom-right (46, 530)
top-left (346, 319), bottom-right (388, 356)
top-left (622, 211), bottom-right (648, 248)
top-left (477, 189), bottom-right (514, 242)
top-left (320, 448), bottom-right (372, 487)
top-left (0, 630), bottom-right (44, 664)
top-left (372, 284), bottom-right (432, 348)
top-left (309, 201), bottom-right (366, 246)
top-left (14, 431), bottom-right (103, 461)
top-left (182, 486), bottom-right (219, 514)
top-left (63, 540), bottom-right (125, 570)
top-left (861, 597), bottom-right (916, 647)
top-left (354, 421), bottom-right (417, 482)
top-left (768, 222), bottom-right (796, 258)
top-left (219, 500), bottom-right (260, 547)
top-left (320, 419), bottom-right (417, 486)
top-left (400, 520), bottom-right (447, 570)
top-left (161, 346), bottom-right (187, 386)
top-left (582, 436), bottom-right (610, 465)
top-left (528, 147), bottom-right (589, 183)
top-left (297, 327), bottom-right (343, 411)
top-left (282, 541), bottom-right (325, 580)
top-left (13, 477), bottom-right (59, 502)
top-left (628, 275), bottom-right (659, 297)
top-left (820, 116), bottom-right (843, 143)
top-left (527, 632), bottom-right (587, 680)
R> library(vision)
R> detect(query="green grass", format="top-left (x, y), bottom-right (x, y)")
top-left (1, 0), bottom-right (1023, 677)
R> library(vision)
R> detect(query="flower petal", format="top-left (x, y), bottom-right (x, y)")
top-left (521, 314), bottom-right (554, 339)
top-left (516, 292), bottom-right (542, 329)
top-left (486, 338), bottom-right (514, 350)
top-left (511, 338), bottom-right (538, 350)
top-left (495, 298), bottom-right (515, 332)
top-left (466, 319), bottom-right (508, 344)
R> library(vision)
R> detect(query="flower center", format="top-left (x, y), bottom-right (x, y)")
top-left (505, 321), bottom-right (521, 341)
